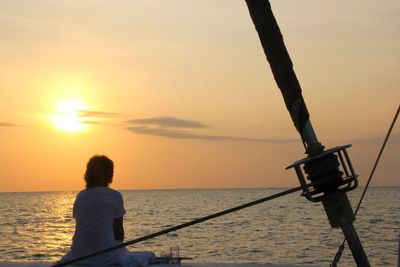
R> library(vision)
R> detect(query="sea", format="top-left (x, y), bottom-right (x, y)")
top-left (0, 187), bottom-right (398, 267)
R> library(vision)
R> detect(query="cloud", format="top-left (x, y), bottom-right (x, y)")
top-left (347, 133), bottom-right (400, 145)
top-left (128, 117), bottom-right (207, 128)
top-left (0, 122), bottom-right (19, 127)
top-left (128, 126), bottom-right (297, 143)
top-left (64, 109), bottom-right (123, 125)
top-left (78, 110), bottom-right (121, 118)
top-left (126, 116), bottom-right (297, 143)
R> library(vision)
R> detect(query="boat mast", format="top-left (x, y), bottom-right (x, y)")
top-left (244, 1), bottom-right (370, 266)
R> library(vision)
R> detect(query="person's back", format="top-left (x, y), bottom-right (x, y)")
top-left (60, 155), bottom-right (124, 266)
top-left (69, 186), bottom-right (125, 265)
top-left (59, 155), bottom-right (154, 267)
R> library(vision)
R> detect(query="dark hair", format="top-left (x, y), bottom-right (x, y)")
top-left (84, 155), bottom-right (114, 188)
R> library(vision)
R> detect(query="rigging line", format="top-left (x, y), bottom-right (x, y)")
top-left (354, 104), bottom-right (399, 217)
top-left (331, 104), bottom-right (400, 267)
top-left (51, 186), bottom-right (303, 267)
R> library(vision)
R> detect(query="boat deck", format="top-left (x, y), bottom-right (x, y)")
top-left (0, 263), bottom-right (318, 267)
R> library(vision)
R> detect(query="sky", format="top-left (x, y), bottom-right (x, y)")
top-left (0, 0), bottom-right (399, 192)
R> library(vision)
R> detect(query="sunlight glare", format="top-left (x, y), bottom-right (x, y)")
top-left (52, 100), bottom-right (87, 132)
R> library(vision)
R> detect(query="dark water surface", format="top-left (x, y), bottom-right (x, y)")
top-left (0, 187), bottom-right (398, 266)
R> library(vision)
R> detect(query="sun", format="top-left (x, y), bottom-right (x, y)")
top-left (52, 100), bottom-right (87, 132)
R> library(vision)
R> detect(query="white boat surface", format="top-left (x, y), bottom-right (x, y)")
top-left (0, 263), bottom-right (319, 267)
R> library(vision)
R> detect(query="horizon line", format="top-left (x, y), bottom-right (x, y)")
top-left (1, 185), bottom-right (399, 194)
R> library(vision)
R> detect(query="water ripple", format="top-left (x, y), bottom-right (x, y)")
top-left (0, 188), bottom-right (398, 266)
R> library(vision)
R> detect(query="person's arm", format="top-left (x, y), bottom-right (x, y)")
top-left (113, 216), bottom-right (124, 241)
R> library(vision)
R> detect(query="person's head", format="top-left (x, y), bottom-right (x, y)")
top-left (84, 155), bottom-right (114, 188)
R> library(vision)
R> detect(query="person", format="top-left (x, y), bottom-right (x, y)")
top-left (59, 155), bottom-right (155, 267)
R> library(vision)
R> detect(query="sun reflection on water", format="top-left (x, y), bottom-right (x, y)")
top-left (0, 188), bottom-right (398, 266)
top-left (0, 192), bottom-right (76, 262)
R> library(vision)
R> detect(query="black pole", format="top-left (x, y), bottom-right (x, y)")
top-left (244, 1), bottom-right (370, 266)
top-left (341, 224), bottom-right (371, 267)
top-left (244, 0), bottom-right (309, 134)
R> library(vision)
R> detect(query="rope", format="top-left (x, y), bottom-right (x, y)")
top-left (51, 186), bottom-right (303, 267)
top-left (331, 104), bottom-right (400, 267)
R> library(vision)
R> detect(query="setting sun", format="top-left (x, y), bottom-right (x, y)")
top-left (52, 100), bottom-right (87, 132)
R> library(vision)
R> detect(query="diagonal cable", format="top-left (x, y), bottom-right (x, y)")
top-left (331, 104), bottom-right (400, 267)
top-left (51, 186), bottom-right (303, 267)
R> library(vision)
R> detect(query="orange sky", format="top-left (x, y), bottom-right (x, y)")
top-left (0, 1), bottom-right (399, 192)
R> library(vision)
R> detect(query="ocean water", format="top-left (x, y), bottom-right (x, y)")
top-left (0, 187), bottom-right (398, 266)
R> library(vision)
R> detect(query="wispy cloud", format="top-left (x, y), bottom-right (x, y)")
top-left (347, 133), bottom-right (400, 145)
top-left (125, 116), bottom-right (297, 143)
top-left (78, 110), bottom-right (121, 119)
top-left (127, 117), bottom-right (207, 128)
top-left (60, 109), bottom-right (123, 125)
top-left (127, 126), bottom-right (297, 143)
top-left (0, 122), bottom-right (19, 127)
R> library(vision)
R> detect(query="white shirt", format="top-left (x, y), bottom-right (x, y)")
top-left (63, 187), bottom-right (125, 266)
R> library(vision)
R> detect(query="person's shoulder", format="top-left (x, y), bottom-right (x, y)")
top-left (94, 187), bottom-right (123, 199)
top-left (80, 186), bottom-right (122, 199)
top-left (106, 187), bottom-right (120, 193)
top-left (75, 188), bottom-right (88, 198)
top-left (73, 189), bottom-right (90, 204)
top-left (107, 187), bottom-right (123, 198)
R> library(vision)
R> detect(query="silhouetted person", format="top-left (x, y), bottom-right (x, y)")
top-left (59, 155), bottom-right (154, 267)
